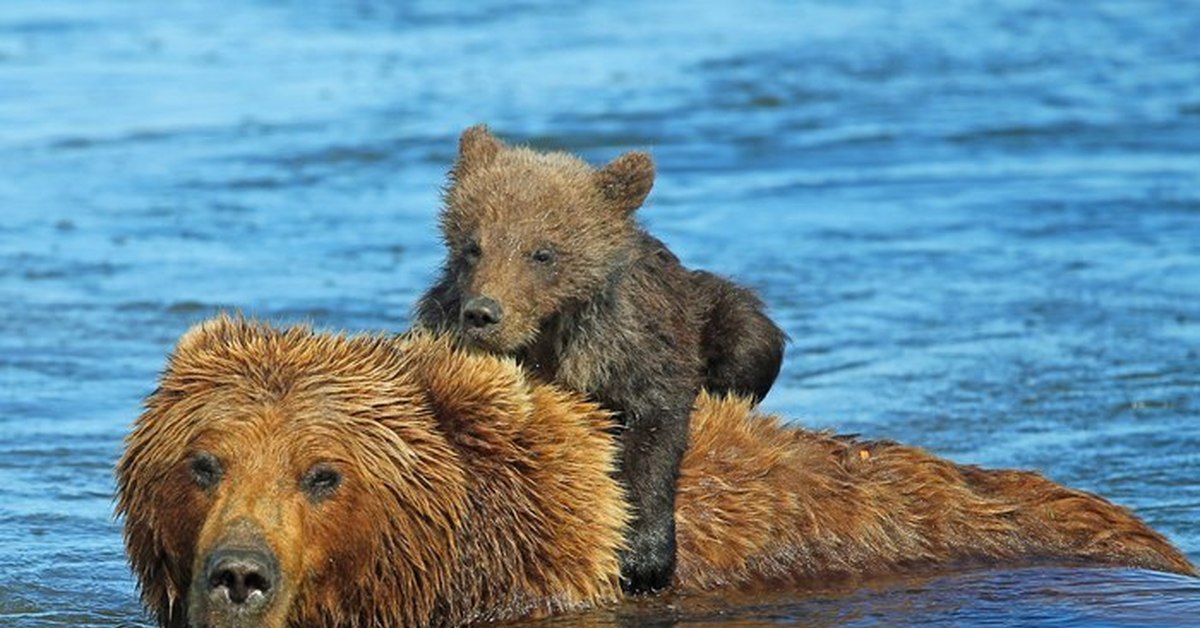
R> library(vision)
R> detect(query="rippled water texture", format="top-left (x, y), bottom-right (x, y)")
top-left (1, 1), bottom-right (1198, 626)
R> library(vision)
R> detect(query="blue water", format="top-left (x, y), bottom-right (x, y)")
top-left (1, 1), bottom-right (1198, 626)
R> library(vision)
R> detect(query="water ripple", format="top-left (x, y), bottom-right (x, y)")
top-left (1, 0), bottom-right (1197, 625)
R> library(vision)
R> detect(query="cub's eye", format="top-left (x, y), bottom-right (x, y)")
top-left (301, 464), bottom-right (342, 502)
top-left (531, 247), bottom-right (556, 265)
top-left (462, 241), bottom-right (482, 262)
top-left (190, 452), bottom-right (223, 490)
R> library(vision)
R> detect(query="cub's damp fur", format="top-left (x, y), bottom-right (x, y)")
top-left (418, 125), bottom-right (786, 592)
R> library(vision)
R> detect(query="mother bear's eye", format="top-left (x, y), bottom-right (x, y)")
top-left (301, 464), bottom-right (342, 502)
top-left (189, 451), bottom-right (223, 490)
top-left (530, 246), bottom-right (556, 265)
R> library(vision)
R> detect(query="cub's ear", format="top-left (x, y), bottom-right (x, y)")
top-left (451, 124), bottom-right (503, 181)
top-left (595, 151), bottom-right (655, 214)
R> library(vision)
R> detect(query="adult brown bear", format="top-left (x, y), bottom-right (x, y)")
top-left (116, 316), bottom-right (1194, 627)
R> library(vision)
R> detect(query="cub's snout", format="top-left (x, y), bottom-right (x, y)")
top-left (461, 295), bottom-right (504, 332)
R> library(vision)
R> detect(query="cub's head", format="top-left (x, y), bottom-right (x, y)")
top-left (434, 124), bottom-right (656, 354)
top-left (115, 316), bottom-right (468, 628)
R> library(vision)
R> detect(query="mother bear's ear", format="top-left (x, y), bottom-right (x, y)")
top-left (595, 151), bottom-right (655, 215)
top-left (173, 312), bottom-right (242, 357)
top-left (399, 332), bottom-right (533, 450)
top-left (452, 124), bottom-right (504, 182)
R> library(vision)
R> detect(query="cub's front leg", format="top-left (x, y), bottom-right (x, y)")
top-left (604, 382), bottom-right (694, 594)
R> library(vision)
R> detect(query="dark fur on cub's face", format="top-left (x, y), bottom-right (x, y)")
top-left (423, 125), bottom-right (654, 354)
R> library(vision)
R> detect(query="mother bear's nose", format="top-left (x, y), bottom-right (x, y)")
top-left (206, 547), bottom-right (277, 606)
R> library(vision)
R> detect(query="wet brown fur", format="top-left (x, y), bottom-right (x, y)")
top-left (117, 316), bottom-right (1195, 627)
top-left (674, 395), bottom-right (1196, 589)
top-left (116, 315), bottom-right (626, 628)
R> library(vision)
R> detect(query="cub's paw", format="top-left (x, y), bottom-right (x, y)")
top-left (618, 542), bottom-right (675, 595)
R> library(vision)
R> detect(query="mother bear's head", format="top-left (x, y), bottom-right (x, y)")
top-left (116, 315), bottom-right (626, 627)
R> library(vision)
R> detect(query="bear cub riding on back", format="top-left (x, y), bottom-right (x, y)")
top-left (418, 125), bottom-right (787, 593)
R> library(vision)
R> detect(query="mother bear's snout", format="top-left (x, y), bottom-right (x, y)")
top-left (191, 515), bottom-right (288, 625)
top-left (204, 546), bottom-right (277, 608)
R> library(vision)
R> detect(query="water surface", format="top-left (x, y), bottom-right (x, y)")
top-left (1, 1), bottom-right (1198, 626)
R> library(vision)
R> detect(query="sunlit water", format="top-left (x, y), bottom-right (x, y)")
top-left (1, 1), bottom-right (1197, 626)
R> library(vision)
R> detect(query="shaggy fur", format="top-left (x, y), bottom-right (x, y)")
top-left (674, 397), bottom-right (1195, 589)
top-left (117, 316), bottom-right (625, 628)
top-left (417, 125), bottom-right (786, 592)
top-left (117, 317), bottom-right (1195, 627)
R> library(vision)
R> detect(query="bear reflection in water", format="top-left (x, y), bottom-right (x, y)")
top-left (116, 316), bottom-right (1196, 628)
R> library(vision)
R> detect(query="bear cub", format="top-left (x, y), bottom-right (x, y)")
top-left (417, 125), bottom-right (786, 593)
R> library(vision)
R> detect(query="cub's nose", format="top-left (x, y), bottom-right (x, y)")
top-left (462, 296), bottom-right (504, 330)
top-left (206, 548), bottom-right (277, 606)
